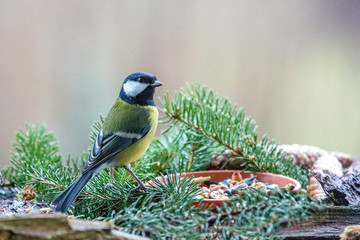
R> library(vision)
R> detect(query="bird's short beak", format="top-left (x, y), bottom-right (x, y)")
top-left (151, 81), bottom-right (163, 87)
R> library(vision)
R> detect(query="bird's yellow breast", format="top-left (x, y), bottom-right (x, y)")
top-left (110, 103), bottom-right (158, 167)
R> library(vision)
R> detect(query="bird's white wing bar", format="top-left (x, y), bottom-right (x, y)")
top-left (114, 131), bottom-right (143, 139)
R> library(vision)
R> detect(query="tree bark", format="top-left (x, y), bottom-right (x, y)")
top-left (0, 214), bottom-right (149, 240)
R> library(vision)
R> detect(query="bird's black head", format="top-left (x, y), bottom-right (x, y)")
top-left (120, 72), bottom-right (163, 106)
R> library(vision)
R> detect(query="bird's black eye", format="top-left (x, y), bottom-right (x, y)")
top-left (137, 77), bottom-right (142, 82)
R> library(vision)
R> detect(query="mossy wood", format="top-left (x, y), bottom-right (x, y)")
top-left (0, 214), bottom-right (147, 240)
top-left (277, 207), bottom-right (360, 239)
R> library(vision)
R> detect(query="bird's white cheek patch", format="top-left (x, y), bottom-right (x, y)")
top-left (123, 81), bottom-right (148, 97)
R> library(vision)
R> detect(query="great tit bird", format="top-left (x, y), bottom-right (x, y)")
top-left (52, 72), bottom-right (162, 213)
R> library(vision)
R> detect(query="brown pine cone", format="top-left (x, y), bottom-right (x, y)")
top-left (307, 154), bottom-right (343, 200)
top-left (307, 175), bottom-right (326, 200)
top-left (21, 184), bottom-right (36, 202)
top-left (331, 151), bottom-right (354, 169)
top-left (279, 144), bottom-right (353, 169)
top-left (206, 150), bottom-right (246, 170)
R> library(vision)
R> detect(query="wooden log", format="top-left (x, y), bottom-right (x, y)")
top-left (0, 214), bottom-right (149, 240)
top-left (276, 207), bottom-right (360, 239)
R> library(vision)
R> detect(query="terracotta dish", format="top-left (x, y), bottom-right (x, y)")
top-left (146, 170), bottom-right (301, 208)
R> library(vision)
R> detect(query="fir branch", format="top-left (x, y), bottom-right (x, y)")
top-left (2, 124), bottom-right (62, 188)
top-left (31, 175), bottom-right (111, 200)
top-left (160, 83), bottom-right (308, 187)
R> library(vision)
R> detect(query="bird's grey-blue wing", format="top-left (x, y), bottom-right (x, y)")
top-left (82, 124), bottom-right (150, 175)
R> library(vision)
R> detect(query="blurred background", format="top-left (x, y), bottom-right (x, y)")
top-left (1, 1), bottom-right (360, 167)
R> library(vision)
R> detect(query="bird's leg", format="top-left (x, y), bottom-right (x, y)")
top-left (104, 168), bottom-right (116, 192)
top-left (124, 164), bottom-right (150, 201)
top-left (124, 164), bottom-right (148, 201)
top-left (124, 164), bottom-right (148, 191)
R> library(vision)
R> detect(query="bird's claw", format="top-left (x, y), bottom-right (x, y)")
top-left (127, 185), bottom-right (149, 201)
top-left (103, 183), bottom-right (116, 193)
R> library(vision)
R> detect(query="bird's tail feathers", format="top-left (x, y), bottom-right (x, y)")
top-left (51, 169), bottom-right (95, 213)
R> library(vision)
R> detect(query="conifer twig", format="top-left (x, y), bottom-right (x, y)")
top-left (167, 111), bottom-right (268, 173)
top-left (34, 176), bottom-right (112, 200)
top-left (187, 143), bottom-right (196, 172)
